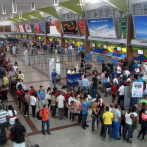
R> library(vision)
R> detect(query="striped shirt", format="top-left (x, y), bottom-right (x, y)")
top-left (51, 96), bottom-right (56, 106)
top-left (0, 110), bottom-right (8, 124)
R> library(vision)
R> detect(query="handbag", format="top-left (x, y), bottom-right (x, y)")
top-left (74, 108), bottom-right (80, 114)
top-left (45, 93), bottom-right (51, 100)
top-left (27, 141), bottom-right (39, 147)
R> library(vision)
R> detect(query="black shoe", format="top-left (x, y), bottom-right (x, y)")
top-left (42, 132), bottom-right (46, 135)
top-left (115, 138), bottom-right (121, 140)
top-left (47, 132), bottom-right (51, 135)
top-left (82, 127), bottom-right (86, 130)
top-left (85, 125), bottom-right (89, 127)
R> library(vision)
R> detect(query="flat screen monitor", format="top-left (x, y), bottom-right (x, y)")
top-left (117, 47), bottom-right (122, 51)
top-left (61, 20), bottom-right (79, 35)
top-left (87, 18), bottom-right (117, 38)
top-left (138, 50), bottom-right (143, 55)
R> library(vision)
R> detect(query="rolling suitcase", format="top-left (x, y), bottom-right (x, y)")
top-left (0, 123), bottom-right (7, 145)
top-left (27, 141), bottom-right (39, 147)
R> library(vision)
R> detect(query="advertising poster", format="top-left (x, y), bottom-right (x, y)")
top-left (134, 16), bottom-right (147, 39)
top-left (0, 26), bottom-right (4, 32)
top-left (19, 25), bottom-right (24, 32)
top-left (119, 18), bottom-right (127, 38)
top-left (25, 24), bottom-right (32, 33)
top-left (34, 23), bottom-right (41, 33)
top-left (17, 26), bottom-right (20, 32)
top-left (50, 20), bottom-right (61, 34)
top-left (4, 26), bottom-right (11, 32)
top-left (30, 24), bottom-right (34, 33)
top-left (23, 25), bottom-right (26, 32)
top-left (87, 18), bottom-right (117, 38)
top-left (132, 82), bottom-right (143, 97)
top-left (61, 20), bottom-right (79, 35)
top-left (78, 20), bottom-right (85, 35)
top-left (40, 23), bottom-right (45, 33)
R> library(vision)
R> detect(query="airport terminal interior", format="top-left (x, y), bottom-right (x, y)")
top-left (0, 0), bottom-right (147, 147)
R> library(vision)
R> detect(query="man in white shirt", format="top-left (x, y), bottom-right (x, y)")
top-left (57, 92), bottom-right (65, 120)
top-left (124, 68), bottom-right (130, 78)
top-left (67, 69), bottom-right (75, 74)
top-left (117, 65), bottom-right (122, 77)
top-left (118, 83), bottom-right (125, 105)
top-left (30, 92), bottom-right (37, 118)
top-left (113, 75), bottom-right (119, 85)
top-left (143, 62), bottom-right (147, 75)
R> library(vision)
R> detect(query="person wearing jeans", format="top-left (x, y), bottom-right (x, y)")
top-left (40, 104), bottom-right (52, 135)
top-left (51, 69), bottom-right (58, 88)
top-left (102, 106), bottom-right (114, 141)
top-left (91, 102), bottom-right (100, 133)
top-left (123, 107), bottom-right (134, 143)
top-left (112, 104), bottom-right (121, 140)
top-left (30, 92), bottom-right (37, 118)
top-left (1, 85), bottom-right (8, 111)
top-left (82, 97), bottom-right (88, 130)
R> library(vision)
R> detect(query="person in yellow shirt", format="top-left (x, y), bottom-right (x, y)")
top-left (102, 106), bottom-right (114, 141)
top-left (18, 71), bottom-right (24, 82)
top-left (3, 74), bottom-right (9, 88)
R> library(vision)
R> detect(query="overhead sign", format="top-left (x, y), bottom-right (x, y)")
top-left (19, 25), bottom-right (24, 32)
top-left (40, 23), bottom-right (45, 33)
top-left (34, 23), bottom-right (41, 33)
top-left (87, 18), bottom-right (117, 38)
top-left (119, 18), bottom-right (127, 38)
top-left (30, 24), bottom-right (34, 33)
top-left (78, 20), bottom-right (85, 35)
top-left (25, 24), bottom-right (32, 33)
top-left (50, 20), bottom-right (61, 34)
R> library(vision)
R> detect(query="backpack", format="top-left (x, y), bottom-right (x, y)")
top-left (36, 109), bottom-right (44, 120)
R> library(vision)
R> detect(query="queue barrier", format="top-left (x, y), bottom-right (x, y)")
top-left (97, 55), bottom-right (105, 63)
top-left (110, 58), bottom-right (119, 67)
top-left (61, 48), bottom-right (65, 54)
top-left (86, 53), bottom-right (92, 61)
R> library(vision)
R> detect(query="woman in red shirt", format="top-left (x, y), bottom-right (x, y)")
top-left (111, 83), bottom-right (118, 103)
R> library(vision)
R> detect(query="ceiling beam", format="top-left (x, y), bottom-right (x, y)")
top-left (7, 18), bottom-right (18, 23)
top-left (13, 16), bottom-right (24, 22)
top-left (25, 11), bottom-right (43, 21)
top-left (22, 14), bottom-right (32, 21)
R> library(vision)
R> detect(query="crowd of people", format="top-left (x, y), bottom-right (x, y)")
top-left (0, 41), bottom-right (147, 147)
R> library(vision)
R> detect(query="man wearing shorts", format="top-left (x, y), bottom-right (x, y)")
top-left (37, 86), bottom-right (45, 109)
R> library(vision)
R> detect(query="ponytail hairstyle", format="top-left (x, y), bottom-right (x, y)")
top-left (8, 105), bottom-right (15, 116)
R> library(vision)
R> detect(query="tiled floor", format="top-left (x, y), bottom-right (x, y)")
top-left (2, 50), bottom-right (147, 147)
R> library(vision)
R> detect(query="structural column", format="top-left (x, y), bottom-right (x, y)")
top-left (85, 19), bottom-right (90, 53)
top-left (61, 32), bottom-right (65, 48)
top-left (126, 15), bottom-right (134, 63)
top-left (45, 22), bottom-right (48, 44)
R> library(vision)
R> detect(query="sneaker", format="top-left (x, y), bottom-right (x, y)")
top-left (109, 138), bottom-right (113, 141)
top-left (101, 137), bottom-right (105, 141)
top-left (85, 124), bottom-right (89, 127)
top-left (47, 132), bottom-right (51, 135)
top-left (115, 138), bottom-right (121, 140)
top-left (42, 132), bottom-right (46, 135)
top-left (82, 127), bottom-right (86, 130)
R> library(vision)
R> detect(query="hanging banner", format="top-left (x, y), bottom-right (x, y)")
top-left (132, 82), bottom-right (143, 97)
top-left (40, 23), bottom-right (45, 33)
top-left (25, 24), bottom-right (32, 33)
top-left (119, 18), bottom-right (127, 38)
top-left (50, 20), bottom-right (61, 34)
top-left (17, 26), bottom-right (20, 32)
top-left (19, 25), bottom-right (24, 32)
top-left (87, 18), bottom-right (117, 38)
top-left (78, 20), bottom-right (85, 35)
top-left (30, 24), bottom-right (34, 33)
top-left (23, 25), bottom-right (27, 32)
top-left (34, 23), bottom-right (41, 33)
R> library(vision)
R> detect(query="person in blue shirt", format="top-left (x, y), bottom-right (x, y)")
top-left (51, 69), bottom-right (58, 88)
top-left (112, 69), bottom-right (117, 79)
top-left (138, 74), bottom-right (145, 82)
top-left (16, 79), bottom-right (23, 89)
top-left (82, 94), bottom-right (89, 130)
top-left (37, 86), bottom-right (45, 109)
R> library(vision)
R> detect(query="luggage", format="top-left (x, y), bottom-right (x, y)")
top-left (0, 123), bottom-right (7, 145)
top-left (27, 141), bottom-right (39, 147)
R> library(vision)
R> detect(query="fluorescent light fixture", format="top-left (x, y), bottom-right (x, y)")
top-left (54, 0), bottom-right (58, 6)
top-left (10, 12), bottom-right (13, 18)
top-left (31, 2), bottom-right (35, 10)
top-left (12, 0), bottom-right (17, 13)
top-left (2, 6), bottom-right (6, 14)
top-left (90, 0), bottom-right (101, 4)
top-left (19, 9), bottom-right (22, 19)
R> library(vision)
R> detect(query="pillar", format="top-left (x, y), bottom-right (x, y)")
top-left (85, 19), bottom-right (90, 53)
top-left (61, 32), bottom-right (65, 48)
top-left (126, 15), bottom-right (134, 63)
top-left (45, 22), bottom-right (48, 44)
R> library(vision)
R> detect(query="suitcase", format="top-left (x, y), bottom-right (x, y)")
top-left (0, 124), bottom-right (7, 145)
top-left (27, 141), bottom-right (39, 147)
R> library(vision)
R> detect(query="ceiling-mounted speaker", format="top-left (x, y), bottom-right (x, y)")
top-left (31, 2), bottom-right (35, 10)
top-left (10, 12), bottom-right (13, 18)
top-left (12, 0), bottom-right (17, 13)
top-left (19, 9), bottom-right (22, 19)
top-left (54, 0), bottom-right (58, 6)
top-left (2, 6), bottom-right (6, 14)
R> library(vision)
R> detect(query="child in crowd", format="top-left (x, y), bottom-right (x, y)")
top-left (70, 101), bottom-right (75, 121)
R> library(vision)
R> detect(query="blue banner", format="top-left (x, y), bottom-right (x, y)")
top-left (134, 16), bottom-right (147, 39)
top-left (87, 18), bottom-right (116, 38)
top-left (40, 23), bottom-right (45, 33)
